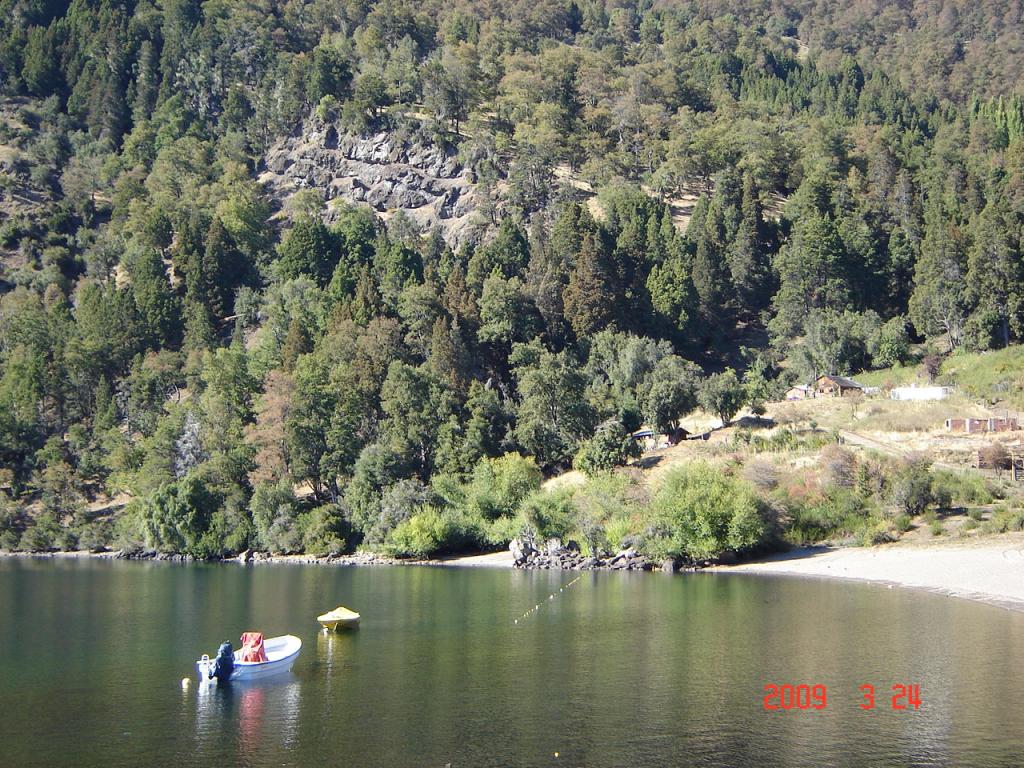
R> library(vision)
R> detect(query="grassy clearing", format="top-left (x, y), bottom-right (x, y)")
top-left (938, 346), bottom-right (1024, 407)
top-left (851, 398), bottom-right (958, 433)
top-left (855, 363), bottom-right (925, 388)
top-left (855, 345), bottom-right (1024, 407)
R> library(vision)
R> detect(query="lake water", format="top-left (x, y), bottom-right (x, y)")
top-left (2, 558), bottom-right (1024, 767)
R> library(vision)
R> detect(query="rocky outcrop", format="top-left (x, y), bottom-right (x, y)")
top-left (510, 537), bottom-right (653, 572)
top-left (260, 122), bottom-right (486, 249)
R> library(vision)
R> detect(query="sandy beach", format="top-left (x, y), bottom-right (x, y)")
top-left (433, 550), bottom-right (515, 567)
top-left (710, 533), bottom-right (1024, 612)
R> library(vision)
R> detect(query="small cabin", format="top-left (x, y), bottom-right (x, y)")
top-left (630, 429), bottom-right (657, 452)
top-left (815, 375), bottom-right (865, 398)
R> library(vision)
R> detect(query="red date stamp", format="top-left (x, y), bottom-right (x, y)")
top-left (763, 684), bottom-right (920, 711)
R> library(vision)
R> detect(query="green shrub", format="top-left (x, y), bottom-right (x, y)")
top-left (968, 508), bottom-right (984, 522)
top-left (484, 513), bottom-right (526, 547)
top-left (931, 471), bottom-right (995, 507)
top-left (370, 479), bottom-right (431, 544)
top-left (785, 489), bottom-right (871, 545)
top-left (647, 464), bottom-right (766, 561)
top-left (136, 474), bottom-right (222, 558)
top-left (519, 488), bottom-right (577, 541)
top-left (894, 514), bottom-right (913, 533)
top-left (297, 504), bottom-right (348, 555)
top-left (872, 316), bottom-right (911, 368)
top-left (210, 501), bottom-right (255, 554)
top-left (249, 480), bottom-right (300, 553)
top-left (570, 473), bottom-right (640, 555)
top-left (75, 519), bottom-right (113, 551)
top-left (930, 520), bottom-right (945, 536)
top-left (964, 519), bottom-right (979, 531)
top-left (859, 519), bottom-right (898, 545)
top-left (0, 504), bottom-right (28, 550)
top-left (574, 421), bottom-right (639, 477)
top-left (385, 507), bottom-right (475, 558)
top-left (985, 507), bottom-right (1024, 533)
top-left (888, 455), bottom-right (934, 517)
top-left (19, 513), bottom-right (61, 552)
top-left (604, 517), bottom-right (636, 551)
top-left (466, 453), bottom-right (542, 521)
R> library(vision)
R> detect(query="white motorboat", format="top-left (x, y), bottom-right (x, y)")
top-left (196, 634), bottom-right (302, 683)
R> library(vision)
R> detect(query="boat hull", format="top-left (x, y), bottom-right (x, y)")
top-left (196, 635), bottom-right (302, 682)
top-left (317, 607), bottom-right (360, 631)
top-left (318, 617), bottom-right (359, 631)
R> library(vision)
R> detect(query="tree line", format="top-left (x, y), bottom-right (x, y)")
top-left (1, 0), bottom-right (1023, 558)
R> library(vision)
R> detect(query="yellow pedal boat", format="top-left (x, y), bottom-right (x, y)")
top-left (317, 606), bottom-right (360, 631)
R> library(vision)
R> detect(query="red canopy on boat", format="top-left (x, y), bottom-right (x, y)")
top-left (239, 632), bottom-right (268, 662)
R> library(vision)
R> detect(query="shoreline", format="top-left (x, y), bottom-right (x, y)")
top-left (0, 547), bottom-right (516, 568)
top-left (7, 536), bottom-right (1024, 614)
top-left (708, 534), bottom-right (1024, 613)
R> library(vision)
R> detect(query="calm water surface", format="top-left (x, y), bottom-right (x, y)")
top-left (1, 558), bottom-right (1023, 767)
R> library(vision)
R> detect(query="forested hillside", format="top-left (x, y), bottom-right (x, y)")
top-left (1, 0), bottom-right (1024, 559)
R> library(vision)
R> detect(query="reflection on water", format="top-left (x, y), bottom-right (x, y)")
top-left (194, 675), bottom-right (301, 760)
top-left (2, 559), bottom-right (1024, 768)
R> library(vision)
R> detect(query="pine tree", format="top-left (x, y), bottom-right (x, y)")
top-left (647, 245), bottom-right (695, 333)
top-left (909, 209), bottom-right (968, 351)
top-left (129, 248), bottom-right (181, 348)
top-left (350, 265), bottom-right (383, 326)
top-left (203, 217), bottom-right (243, 316)
top-left (183, 299), bottom-right (216, 351)
top-left (93, 376), bottom-right (118, 431)
top-left (443, 263), bottom-right (477, 322)
top-left (429, 316), bottom-right (472, 395)
top-left (278, 216), bottom-right (338, 286)
top-left (728, 175), bottom-right (771, 312)
top-left (966, 200), bottom-right (1023, 347)
top-left (770, 212), bottom-right (849, 339)
top-left (690, 200), bottom-right (729, 316)
top-left (563, 233), bottom-right (615, 339)
top-left (280, 317), bottom-right (312, 372)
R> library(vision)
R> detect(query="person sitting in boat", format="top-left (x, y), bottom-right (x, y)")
top-left (210, 641), bottom-right (235, 682)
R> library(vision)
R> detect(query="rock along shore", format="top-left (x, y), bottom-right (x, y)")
top-left (509, 536), bottom-right (685, 573)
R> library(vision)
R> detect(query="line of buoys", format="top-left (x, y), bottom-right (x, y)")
top-left (514, 575), bottom-right (583, 624)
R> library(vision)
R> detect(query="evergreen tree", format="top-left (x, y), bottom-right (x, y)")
top-left (909, 210), bottom-right (969, 350)
top-left (563, 233), bottom-right (615, 339)
top-left (129, 248), bottom-right (181, 348)
top-left (280, 317), bottom-right (312, 372)
top-left (770, 212), bottom-right (849, 339)
top-left (728, 175), bottom-right (771, 312)
top-left (351, 265), bottom-right (384, 326)
top-left (278, 216), bottom-right (338, 286)
top-left (966, 201), bottom-right (1023, 347)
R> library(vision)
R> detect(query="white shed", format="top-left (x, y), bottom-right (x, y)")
top-left (890, 384), bottom-right (952, 401)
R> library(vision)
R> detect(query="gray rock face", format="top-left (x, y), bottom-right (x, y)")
top-left (514, 541), bottom-right (653, 573)
top-left (261, 122), bottom-right (488, 249)
top-left (510, 537), bottom-right (538, 567)
top-left (543, 537), bottom-right (563, 555)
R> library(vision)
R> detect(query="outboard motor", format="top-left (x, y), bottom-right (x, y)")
top-left (210, 641), bottom-right (235, 683)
